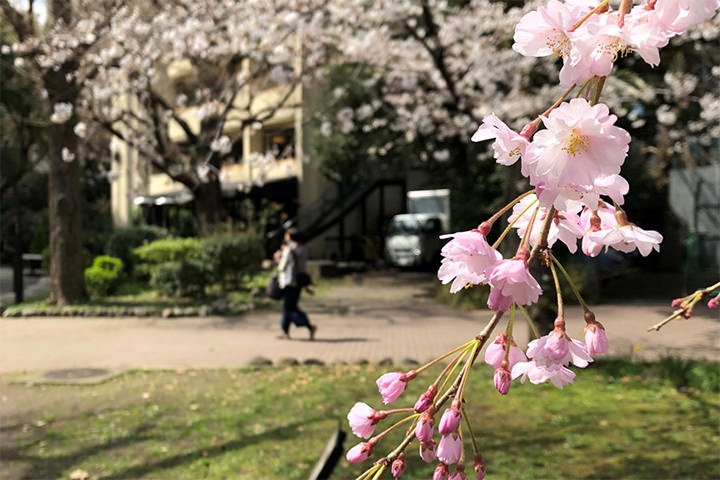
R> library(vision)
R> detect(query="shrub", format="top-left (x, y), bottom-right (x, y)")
top-left (150, 260), bottom-right (207, 297)
top-left (106, 226), bottom-right (168, 271)
top-left (201, 233), bottom-right (264, 290)
top-left (132, 237), bottom-right (202, 279)
top-left (84, 255), bottom-right (124, 298)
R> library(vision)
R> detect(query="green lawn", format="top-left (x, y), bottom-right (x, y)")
top-left (1, 360), bottom-right (718, 480)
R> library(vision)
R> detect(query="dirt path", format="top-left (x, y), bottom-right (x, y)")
top-left (0, 271), bottom-right (717, 375)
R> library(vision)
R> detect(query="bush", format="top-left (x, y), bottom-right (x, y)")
top-left (132, 237), bottom-right (202, 279)
top-left (106, 226), bottom-right (168, 271)
top-left (201, 233), bottom-right (264, 289)
top-left (84, 255), bottom-right (124, 298)
top-left (150, 260), bottom-right (207, 297)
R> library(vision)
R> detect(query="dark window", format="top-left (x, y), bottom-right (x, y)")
top-left (263, 127), bottom-right (295, 159)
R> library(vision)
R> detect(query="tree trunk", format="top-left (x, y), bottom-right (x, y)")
top-left (46, 98), bottom-right (86, 305)
top-left (194, 178), bottom-right (225, 236)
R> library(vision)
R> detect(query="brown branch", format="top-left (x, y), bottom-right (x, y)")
top-left (0, 0), bottom-right (33, 41)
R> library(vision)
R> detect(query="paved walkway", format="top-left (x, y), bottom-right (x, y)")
top-left (0, 271), bottom-right (718, 374)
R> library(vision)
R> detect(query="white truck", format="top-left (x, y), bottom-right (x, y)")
top-left (385, 189), bottom-right (450, 267)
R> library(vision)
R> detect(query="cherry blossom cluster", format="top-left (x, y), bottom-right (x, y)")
top-left (347, 1), bottom-right (719, 478)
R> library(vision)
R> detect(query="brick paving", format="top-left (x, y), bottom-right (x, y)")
top-left (0, 271), bottom-right (717, 374)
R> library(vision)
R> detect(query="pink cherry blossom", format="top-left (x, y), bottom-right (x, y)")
top-left (494, 366), bottom-right (512, 395)
top-left (587, 223), bottom-right (663, 257)
top-left (438, 404), bottom-right (461, 435)
top-left (524, 99), bottom-right (631, 192)
top-left (420, 440), bottom-right (437, 463)
top-left (376, 372), bottom-right (408, 404)
top-left (484, 334), bottom-right (527, 369)
top-left (437, 433), bottom-right (463, 465)
top-left (346, 441), bottom-right (373, 463)
top-left (415, 412), bottom-right (434, 443)
top-left (471, 114), bottom-right (529, 166)
top-left (438, 229), bottom-right (502, 293)
top-left (486, 255), bottom-right (542, 311)
top-left (347, 402), bottom-right (382, 439)
top-left (508, 194), bottom-right (583, 253)
top-left (528, 332), bottom-right (594, 368)
top-left (434, 463), bottom-right (450, 480)
top-left (511, 361), bottom-right (577, 389)
top-left (653, 0), bottom-right (720, 36)
top-left (585, 322), bottom-right (609, 356)
top-left (534, 174), bottom-right (629, 211)
top-left (580, 204), bottom-right (617, 257)
top-left (512, 0), bottom-right (578, 59)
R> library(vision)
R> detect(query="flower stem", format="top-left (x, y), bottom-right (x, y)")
top-left (414, 340), bottom-right (475, 376)
top-left (455, 340), bottom-right (481, 404)
top-left (528, 206), bottom-right (556, 266)
top-left (436, 346), bottom-right (472, 402)
top-left (370, 464), bottom-right (386, 480)
top-left (485, 189), bottom-right (536, 227)
top-left (356, 464), bottom-right (382, 480)
top-left (591, 76), bottom-right (606, 105)
top-left (516, 303), bottom-right (541, 339)
top-left (550, 253), bottom-right (590, 312)
top-left (371, 414), bottom-right (420, 443)
top-left (519, 205), bottom-right (540, 252)
top-left (550, 261), bottom-right (564, 319)
top-left (492, 199), bottom-right (538, 249)
top-left (539, 84), bottom-right (577, 118)
top-left (461, 405), bottom-right (480, 454)
top-left (503, 304), bottom-right (516, 362)
top-left (569, 0), bottom-right (610, 31)
top-left (433, 347), bottom-right (473, 389)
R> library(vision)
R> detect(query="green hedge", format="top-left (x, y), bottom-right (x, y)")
top-left (150, 260), bottom-right (207, 297)
top-left (84, 255), bottom-right (124, 298)
top-left (201, 233), bottom-right (263, 290)
top-left (132, 237), bottom-right (202, 279)
top-left (106, 226), bottom-right (168, 271)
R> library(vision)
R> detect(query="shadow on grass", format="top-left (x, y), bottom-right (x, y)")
top-left (96, 417), bottom-right (325, 480)
top-left (0, 423), bottom-right (155, 480)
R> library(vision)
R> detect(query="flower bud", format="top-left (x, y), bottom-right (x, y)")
top-left (347, 402), bottom-right (383, 438)
top-left (545, 326), bottom-right (569, 360)
top-left (376, 372), bottom-right (408, 405)
top-left (415, 411), bottom-right (434, 442)
top-left (708, 297), bottom-right (719, 310)
top-left (437, 433), bottom-right (462, 465)
top-left (414, 384), bottom-right (437, 413)
top-left (584, 321), bottom-right (609, 356)
top-left (494, 365), bottom-right (512, 395)
top-left (434, 463), bottom-right (449, 480)
top-left (346, 441), bottom-right (373, 464)
top-left (474, 452), bottom-right (487, 480)
top-left (391, 453), bottom-right (406, 478)
top-left (419, 440), bottom-right (437, 463)
top-left (438, 404), bottom-right (461, 435)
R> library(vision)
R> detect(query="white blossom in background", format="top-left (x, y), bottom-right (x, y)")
top-left (73, 122), bottom-right (87, 138)
top-left (61, 148), bottom-right (75, 162)
top-left (210, 136), bottom-right (233, 155)
top-left (50, 103), bottom-right (73, 124)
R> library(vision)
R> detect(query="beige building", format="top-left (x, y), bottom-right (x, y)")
top-left (109, 57), bottom-right (406, 259)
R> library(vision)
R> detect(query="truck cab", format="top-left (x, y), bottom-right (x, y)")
top-left (385, 189), bottom-right (450, 267)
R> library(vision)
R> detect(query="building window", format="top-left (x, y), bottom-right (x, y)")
top-left (264, 127), bottom-right (295, 159)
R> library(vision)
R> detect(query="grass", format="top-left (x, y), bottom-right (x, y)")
top-left (1, 360), bottom-right (718, 480)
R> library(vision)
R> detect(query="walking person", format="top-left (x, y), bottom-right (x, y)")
top-left (275, 228), bottom-right (317, 340)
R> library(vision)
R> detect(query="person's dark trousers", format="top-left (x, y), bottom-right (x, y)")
top-left (281, 285), bottom-right (311, 334)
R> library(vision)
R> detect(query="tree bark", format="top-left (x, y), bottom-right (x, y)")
top-left (193, 178), bottom-right (225, 236)
top-left (46, 89), bottom-right (86, 305)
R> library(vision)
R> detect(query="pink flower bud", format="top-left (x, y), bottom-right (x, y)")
top-left (545, 327), bottom-right (570, 360)
top-left (347, 402), bottom-right (383, 438)
top-left (708, 297), bottom-right (719, 309)
top-left (437, 433), bottom-right (462, 465)
top-left (419, 440), bottom-right (437, 463)
top-left (584, 322), bottom-right (609, 356)
top-left (434, 463), bottom-right (449, 480)
top-left (346, 441), bottom-right (373, 464)
top-left (391, 454), bottom-right (406, 478)
top-left (449, 470), bottom-right (468, 480)
top-left (376, 372), bottom-right (409, 404)
top-left (414, 384), bottom-right (438, 413)
top-left (438, 404), bottom-right (461, 435)
top-left (494, 366), bottom-right (512, 395)
top-left (671, 298), bottom-right (683, 307)
top-left (415, 412), bottom-right (434, 442)
top-left (474, 452), bottom-right (487, 480)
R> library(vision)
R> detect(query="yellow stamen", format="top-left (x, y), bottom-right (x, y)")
top-left (562, 129), bottom-right (590, 156)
